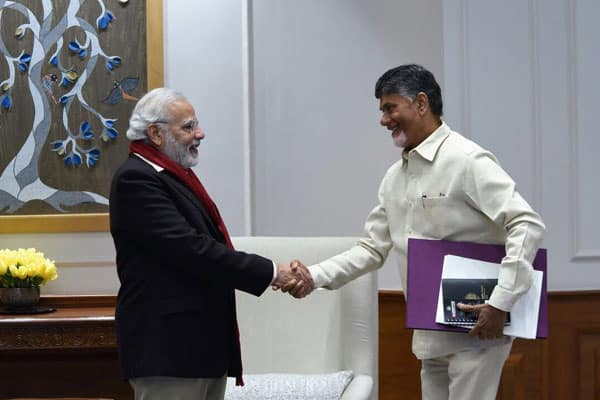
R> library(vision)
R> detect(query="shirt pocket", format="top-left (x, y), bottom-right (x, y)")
top-left (417, 195), bottom-right (466, 239)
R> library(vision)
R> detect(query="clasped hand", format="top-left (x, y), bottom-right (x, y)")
top-left (272, 260), bottom-right (314, 298)
top-left (456, 302), bottom-right (507, 340)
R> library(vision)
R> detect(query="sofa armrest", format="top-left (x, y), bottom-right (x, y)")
top-left (340, 374), bottom-right (373, 400)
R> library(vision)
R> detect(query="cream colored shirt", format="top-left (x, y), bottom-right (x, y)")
top-left (308, 122), bottom-right (545, 359)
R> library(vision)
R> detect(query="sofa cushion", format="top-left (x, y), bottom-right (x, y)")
top-left (225, 370), bottom-right (354, 400)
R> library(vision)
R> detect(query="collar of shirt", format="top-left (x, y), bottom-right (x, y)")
top-left (402, 121), bottom-right (451, 162)
top-left (133, 152), bottom-right (164, 172)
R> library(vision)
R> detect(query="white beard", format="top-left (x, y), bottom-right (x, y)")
top-left (393, 130), bottom-right (408, 148)
top-left (163, 131), bottom-right (199, 168)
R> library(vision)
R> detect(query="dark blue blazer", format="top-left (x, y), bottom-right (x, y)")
top-left (109, 155), bottom-right (273, 380)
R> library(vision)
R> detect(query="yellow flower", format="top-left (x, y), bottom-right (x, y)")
top-left (9, 264), bottom-right (27, 280)
top-left (0, 248), bottom-right (58, 287)
top-left (42, 260), bottom-right (58, 282)
top-left (0, 249), bottom-right (17, 267)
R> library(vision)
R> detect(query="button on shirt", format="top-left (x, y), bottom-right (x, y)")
top-left (308, 122), bottom-right (545, 359)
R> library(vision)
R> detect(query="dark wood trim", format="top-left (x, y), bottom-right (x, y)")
top-left (378, 290), bottom-right (600, 400)
top-left (39, 294), bottom-right (117, 308)
top-left (544, 290), bottom-right (600, 296)
top-left (380, 289), bottom-right (600, 296)
top-left (0, 295), bottom-right (128, 399)
top-left (379, 289), bottom-right (405, 296)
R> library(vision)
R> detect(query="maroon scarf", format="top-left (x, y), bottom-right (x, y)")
top-left (130, 140), bottom-right (244, 385)
top-left (130, 141), bottom-right (234, 247)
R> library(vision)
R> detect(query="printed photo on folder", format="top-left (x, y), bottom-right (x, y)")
top-left (435, 255), bottom-right (543, 338)
top-left (405, 238), bottom-right (548, 338)
top-left (440, 278), bottom-right (511, 327)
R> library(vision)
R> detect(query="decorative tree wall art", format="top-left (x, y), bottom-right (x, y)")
top-left (0, 0), bottom-right (163, 233)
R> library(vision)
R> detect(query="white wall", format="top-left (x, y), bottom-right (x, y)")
top-left (443, 0), bottom-right (600, 290)
top-left (250, 0), bottom-right (443, 239)
top-left (165, 0), bottom-right (443, 290)
top-left (0, 232), bottom-right (117, 295)
top-left (164, 0), bottom-right (248, 235)
top-left (246, 0), bottom-right (443, 288)
top-left (1, 0), bottom-right (598, 294)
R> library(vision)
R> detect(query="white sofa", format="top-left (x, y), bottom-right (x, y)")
top-left (229, 237), bottom-right (378, 400)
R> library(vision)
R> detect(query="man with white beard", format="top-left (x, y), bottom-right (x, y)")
top-left (109, 88), bottom-right (312, 400)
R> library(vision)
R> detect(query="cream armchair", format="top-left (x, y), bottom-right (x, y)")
top-left (228, 237), bottom-right (378, 400)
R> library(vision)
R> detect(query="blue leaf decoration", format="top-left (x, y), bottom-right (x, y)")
top-left (98, 16), bottom-right (109, 30)
top-left (78, 49), bottom-right (87, 59)
top-left (1, 95), bottom-right (11, 110)
top-left (107, 128), bottom-right (118, 139)
top-left (18, 63), bottom-right (28, 72)
top-left (111, 57), bottom-right (122, 65)
top-left (68, 41), bottom-right (80, 52)
top-left (106, 11), bottom-right (114, 22)
top-left (59, 95), bottom-right (70, 104)
top-left (86, 148), bottom-right (100, 167)
top-left (73, 154), bottom-right (82, 166)
top-left (52, 141), bottom-right (63, 149)
top-left (105, 60), bottom-right (114, 71)
top-left (83, 131), bottom-right (94, 140)
top-left (104, 119), bottom-right (115, 128)
top-left (50, 56), bottom-right (58, 65)
top-left (64, 156), bottom-right (73, 167)
top-left (81, 121), bottom-right (91, 133)
top-left (20, 53), bottom-right (32, 63)
top-left (121, 77), bottom-right (139, 91)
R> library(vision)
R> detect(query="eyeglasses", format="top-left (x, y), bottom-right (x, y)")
top-left (151, 119), bottom-right (201, 134)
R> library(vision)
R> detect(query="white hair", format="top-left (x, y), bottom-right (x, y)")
top-left (126, 87), bottom-right (188, 141)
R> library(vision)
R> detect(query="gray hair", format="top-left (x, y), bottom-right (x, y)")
top-left (126, 87), bottom-right (188, 141)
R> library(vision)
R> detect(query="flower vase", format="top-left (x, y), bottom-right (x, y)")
top-left (0, 286), bottom-right (41, 308)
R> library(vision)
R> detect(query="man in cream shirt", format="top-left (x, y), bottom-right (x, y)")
top-left (280, 64), bottom-right (545, 400)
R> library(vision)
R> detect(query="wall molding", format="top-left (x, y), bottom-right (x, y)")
top-left (567, 0), bottom-right (580, 260)
top-left (56, 260), bottom-right (115, 268)
top-left (529, 0), bottom-right (543, 211)
top-left (242, 0), bottom-right (253, 236)
top-left (459, 0), bottom-right (471, 138)
top-left (567, 0), bottom-right (600, 261)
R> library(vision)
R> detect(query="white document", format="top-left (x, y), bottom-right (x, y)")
top-left (435, 254), bottom-right (543, 339)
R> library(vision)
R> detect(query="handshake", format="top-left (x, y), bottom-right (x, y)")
top-left (273, 260), bottom-right (314, 298)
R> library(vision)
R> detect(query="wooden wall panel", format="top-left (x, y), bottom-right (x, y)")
top-left (378, 290), bottom-right (600, 400)
top-left (579, 333), bottom-right (600, 399)
top-left (496, 353), bottom-right (526, 400)
top-left (378, 292), bottom-right (421, 400)
top-left (547, 292), bottom-right (600, 400)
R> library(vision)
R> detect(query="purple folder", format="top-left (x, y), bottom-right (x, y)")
top-left (406, 238), bottom-right (548, 338)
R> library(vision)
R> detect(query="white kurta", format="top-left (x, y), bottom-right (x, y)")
top-left (308, 122), bottom-right (545, 359)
